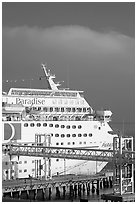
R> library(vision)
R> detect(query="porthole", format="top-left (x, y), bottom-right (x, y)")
top-left (30, 123), bottom-right (35, 127)
top-left (66, 125), bottom-right (70, 129)
top-left (43, 123), bottom-right (47, 127)
top-left (67, 134), bottom-right (70, 137)
top-left (83, 133), bottom-right (87, 137)
top-left (55, 124), bottom-right (59, 128)
top-left (55, 134), bottom-right (59, 137)
top-left (49, 124), bottom-right (53, 127)
top-left (89, 133), bottom-right (92, 137)
top-left (37, 123), bottom-right (41, 127)
top-left (72, 142), bottom-right (75, 145)
top-left (79, 142), bottom-right (82, 144)
top-left (78, 134), bottom-right (82, 137)
top-left (61, 134), bottom-right (65, 138)
top-left (72, 125), bottom-right (76, 129)
top-left (98, 127), bottom-right (101, 130)
top-left (67, 142), bottom-right (71, 145)
top-left (24, 123), bottom-right (28, 127)
top-left (78, 125), bottom-right (82, 129)
top-left (61, 142), bottom-right (63, 145)
top-left (84, 142), bottom-right (86, 144)
top-left (56, 143), bottom-right (59, 145)
top-left (72, 134), bottom-right (76, 137)
top-left (61, 125), bottom-right (65, 128)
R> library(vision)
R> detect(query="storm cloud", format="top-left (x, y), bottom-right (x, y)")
top-left (2, 25), bottom-right (135, 128)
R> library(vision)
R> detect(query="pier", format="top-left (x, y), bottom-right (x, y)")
top-left (2, 135), bottom-right (135, 202)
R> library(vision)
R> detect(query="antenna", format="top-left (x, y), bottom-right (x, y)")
top-left (67, 65), bottom-right (70, 88)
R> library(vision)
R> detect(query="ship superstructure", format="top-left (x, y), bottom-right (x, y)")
top-left (2, 64), bottom-right (116, 180)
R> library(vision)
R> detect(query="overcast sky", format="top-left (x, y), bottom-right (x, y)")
top-left (2, 2), bottom-right (135, 134)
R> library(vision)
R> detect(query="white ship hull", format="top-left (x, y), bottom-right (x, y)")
top-left (2, 120), bottom-right (114, 179)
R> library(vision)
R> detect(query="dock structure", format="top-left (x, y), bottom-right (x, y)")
top-left (101, 135), bottom-right (135, 202)
top-left (2, 134), bottom-right (135, 202)
top-left (2, 174), bottom-right (113, 201)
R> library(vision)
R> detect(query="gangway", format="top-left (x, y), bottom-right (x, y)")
top-left (2, 143), bottom-right (134, 163)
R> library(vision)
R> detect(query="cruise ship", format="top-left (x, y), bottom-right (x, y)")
top-left (2, 64), bottom-right (116, 180)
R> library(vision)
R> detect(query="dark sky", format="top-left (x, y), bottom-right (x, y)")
top-left (2, 2), bottom-right (135, 134)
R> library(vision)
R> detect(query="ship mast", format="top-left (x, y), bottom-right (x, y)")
top-left (41, 63), bottom-right (61, 90)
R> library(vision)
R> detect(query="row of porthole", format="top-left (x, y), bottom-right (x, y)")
top-left (24, 123), bottom-right (82, 129)
top-left (55, 141), bottom-right (87, 146)
top-left (54, 133), bottom-right (92, 137)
